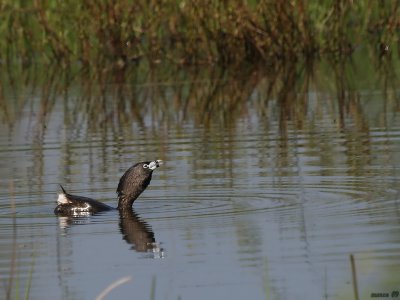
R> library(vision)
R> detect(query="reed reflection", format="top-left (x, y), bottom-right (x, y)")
top-left (1, 53), bottom-right (398, 131)
top-left (1, 53), bottom-right (399, 186)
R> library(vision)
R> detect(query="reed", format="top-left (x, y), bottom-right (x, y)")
top-left (0, 0), bottom-right (398, 68)
top-left (96, 276), bottom-right (132, 300)
top-left (350, 254), bottom-right (359, 300)
top-left (4, 182), bottom-right (36, 300)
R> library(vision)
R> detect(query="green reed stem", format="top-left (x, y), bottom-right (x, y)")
top-left (24, 252), bottom-right (36, 300)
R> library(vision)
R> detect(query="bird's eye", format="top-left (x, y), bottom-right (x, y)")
top-left (143, 164), bottom-right (149, 169)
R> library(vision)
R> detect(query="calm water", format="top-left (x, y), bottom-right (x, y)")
top-left (1, 67), bottom-right (400, 300)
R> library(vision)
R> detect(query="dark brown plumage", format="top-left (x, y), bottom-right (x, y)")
top-left (55, 160), bottom-right (163, 215)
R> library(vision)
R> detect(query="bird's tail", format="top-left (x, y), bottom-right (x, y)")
top-left (59, 184), bottom-right (67, 194)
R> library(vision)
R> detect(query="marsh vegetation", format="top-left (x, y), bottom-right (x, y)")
top-left (0, 0), bottom-right (399, 68)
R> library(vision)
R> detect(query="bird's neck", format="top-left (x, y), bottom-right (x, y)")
top-left (117, 189), bottom-right (144, 210)
top-left (117, 196), bottom-right (135, 210)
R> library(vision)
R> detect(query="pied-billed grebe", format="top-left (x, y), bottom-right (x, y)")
top-left (54, 160), bottom-right (163, 215)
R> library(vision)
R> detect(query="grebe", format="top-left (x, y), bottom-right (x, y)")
top-left (54, 160), bottom-right (163, 215)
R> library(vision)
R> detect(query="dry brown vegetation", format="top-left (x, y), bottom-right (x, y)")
top-left (0, 0), bottom-right (398, 68)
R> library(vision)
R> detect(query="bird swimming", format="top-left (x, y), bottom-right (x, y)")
top-left (54, 160), bottom-right (163, 215)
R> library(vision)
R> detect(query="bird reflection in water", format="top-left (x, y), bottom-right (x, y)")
top-left (119, 208), bottom-right (164, 258)
top-left (56, 209), bottom-right (164, 259)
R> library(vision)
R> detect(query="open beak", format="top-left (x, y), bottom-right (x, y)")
top-left (148, 159), bottom-right (163, 170)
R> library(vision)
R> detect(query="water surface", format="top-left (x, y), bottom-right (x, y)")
top-left (1, 64), bottom-right (400, 300)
